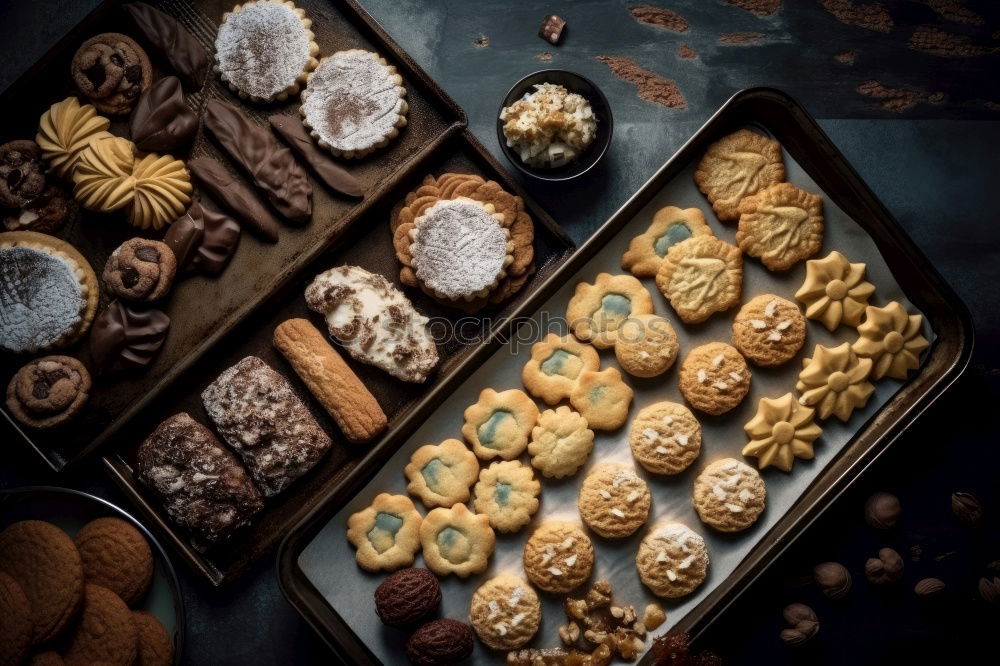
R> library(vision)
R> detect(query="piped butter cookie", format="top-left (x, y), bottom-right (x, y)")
top-left (419, 503), bottom-right (495, 578)
top-left (732, 294), bottom-right (806, 367)
top-left (693, 129), bottom-right (785, 222)
top-left (578, 463), bottom-right (651, 539)
top-left (566, 273), bottom-right (654, 349)
top-left (795, 250), bottom-right (876, 331)
top-left (613, 314), bottom-right (680, 378)
top-left (736, 182), bottom-right (824, 271)
top-left (521, 333), bottom-right (599, 405)
top-left (678, 342), bottom-right (751, 415)
top-left (528, 406), bottom-right (594, 479)
top-left (628, 401), bottom-right (701, 475)
top-left (462, 388), bottom-right (539, 461)
top-left (346, 493), bottom-right (423, 572)
top-left (473, 461), bottom-right (540, 533)
top-left (636, 522), bottom-right (709, 599)
top-left (853, 302), bottom-right (929, 380)
top-left (656, 236), bottom-right (743, 324)
top-left (469, 574), bottom-right (540, 650)
top-left (621, 206), bottom-right (713, 277)
top-left (522, 521), bottom-right (594, 594)
top-left (796, 343), bottom-right (874, 421)
top-left (742, 393), bottom-right (822, 472)
top-left (692, 458), bottom-right (766, 532)
top-left (568, 367), bottom-right (634, 431)
top-left (36, 97), bottom-right (112, 178)
top-left (405, 439), bottom-right (479, 509)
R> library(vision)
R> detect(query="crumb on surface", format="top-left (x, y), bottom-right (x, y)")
top-left (834, 49), bottom-right (856, 64)
top-left (535, 51), bottom-right (553, 61)
top-left (856, 79), bottom-right (944, 112)
top-left (718, 32), bottom-right (766, 45)
top-left (820, 0), bottom-right (894, 33)
top-left (474, 34), bottom-right (489, 48)
top-left (908, 25), bottom-right (996, 57)
top-left (596, 55), bottom-right (687, 109)
top-left (628, 5), bottom-right (689, 32)
top-left (726, 0), bottom-right (783, 17)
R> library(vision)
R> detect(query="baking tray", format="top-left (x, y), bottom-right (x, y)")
top-left (274, 87), bottom-right (973, 665)
top-left (0, 0), bottom-right (467, 471)
top-left (101, 127), bottom-right (576, 585)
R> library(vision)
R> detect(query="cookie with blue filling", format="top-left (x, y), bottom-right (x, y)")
top-left (419, 503), bottom-right (495, 577)
top-left (566, 273), bottom-right (654, 349)
top-left (621, 206), bottom-right (713, 278)
top-left (568, 367), bottom-right (634, 431)
top-left (405, 438), bottom-right (480, 509)
top-left (346, 493), bottom-right (423, 572)
top-left (462, 388), bottom-right (539, 461)
top-left (521, 333), bottom-right (600, 405)
top-left (473, 460), bottom-right (541, 533)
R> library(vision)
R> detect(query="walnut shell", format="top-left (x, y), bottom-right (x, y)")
top-left (813, 562), bottom-right (852, 600)
top-left (373, 567), bottom-right (441, 628)
top-left (780, 603), bottom-right (818, 646)
top-left (914, 577), bottom-right (945, 597)
top-left (951, 492), bottom-right (982, 528)
top-left (864, 491), bottom-right (901, 529)
top-left (864, 547), bottom-right (904, 584)
top-left (405, 618), bottom-right (474, 666)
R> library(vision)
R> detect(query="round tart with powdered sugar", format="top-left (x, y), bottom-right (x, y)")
top-left (300, 49), bottom-right (407, 158)
top-left (214, 0), bottom-right (318, 103)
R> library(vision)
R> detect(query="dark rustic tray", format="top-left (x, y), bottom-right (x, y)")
top-left (0, 0), bottom-right (466, 470)
top-left (274, 88), bottom-right (973, 665)
top-left (101, 127), bottom-right (575, 585)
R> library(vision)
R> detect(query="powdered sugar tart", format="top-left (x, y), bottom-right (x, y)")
top-left (300, 49), bottom-right (408, 159)
top-left (214, 0), bottom-right (319, 103)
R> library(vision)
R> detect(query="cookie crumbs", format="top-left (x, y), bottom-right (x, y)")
top-left (718, 32), bottom-right (766, 44)
top-left (834, 49), bottom-right (856, 64)
top-left (535, 51), bottom-right (553, 61)
top-left (474, 34), bottom-right (490, 48)
top-left (676, 44), bottom-right (698, 59)
top-left (819, 0), bottom-right (894, 33)
top-left (856, 79), bottom-right (944, 112)
top-left (726, 0), bottom-right (782, 16)
top-left (923, 0), bottom-right (985, 26)
top-left (908, 25), bottom-right (995, 57)
top-left (628, 5), bottom-right (690, 32)
top-left (596, 55), bottom-right (687, 109)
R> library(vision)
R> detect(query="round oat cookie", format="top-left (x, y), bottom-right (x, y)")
top-left (469, 574), bottom-right (540, 651)
top-left (628, 401), bottom-right (702, 475)
top-left (578, 463), bottom-right (651, 539)
top-left (636, 522), bottom-right (709, 599)
top-left (522, 521), bottom-right (594, 594)
top-left (0, 571), bottom-right (32, 665)
top-left (678, 342), bottom-right (751, 415)
top-left (63, 584), bottom-right (137, 666)
top-left (732, 294), bottom-right (806, 367)
top-left (692, 458), bottom-right (766, 532)
top-left (75, 517), bottom-right (154, 607)
top-left (614, 314), bottom-right (680, 378)
top-left (527, 406), bottom-right (595, 479)
top-left (133, 610), bottom-right (174, 666)
top-left (0, 520), bottom-right (84, 645)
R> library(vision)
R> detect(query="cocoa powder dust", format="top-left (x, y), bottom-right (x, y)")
top-left (596, 55), bottom-right (687, 110)
top-left (628, 5), bottom-right (689, 32)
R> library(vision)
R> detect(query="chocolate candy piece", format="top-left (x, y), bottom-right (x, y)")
top-left (88, 300), bottom-right (170, 373)
top-left (124, 2), bottom-right (208, 90)
top-left (164, 201), bottom-right (241, 275)
top-left (188, 156), bottom-right (280, 243)
top-left (538, 14), bottom-right (566, 45)
top-left (268, 115), bottom-right (363, 199)
top-left (129, 76), bottom-right (198, 153)
top-left (204, 100), bottom-right (312, 224)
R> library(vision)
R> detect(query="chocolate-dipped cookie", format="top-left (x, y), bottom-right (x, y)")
top-left (268, 115), bottom-right (363, 198)
top-left (130, 76), bottom-right (198, 153)
top-left (103, 238), bottom-right (177, 302)
top-left (0, 140), bottom-right (46, 208)
top-left (163, 201), bottom-right (240, 275)
top-left (188, 156), bottom-right (280, 242)
top-left (124, 2), bottom-right (209, 90)
top-left (89, 300), bottom-right (170, 373)
top-left (4, 183), bottom-right (79, 234)
top-left (71, 33), bottom-right (152, 115)
top-left (5, 356), bottom-right (91, 429)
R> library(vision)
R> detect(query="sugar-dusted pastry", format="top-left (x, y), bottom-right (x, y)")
top-left (469, 574), bottom-right (540, 649)
top-left (473, 460), bottom-right (541, 533)
top-left (419, 503), bottom-right (495, 578)
top-left (578, 463), bottom-right (651, 539)
top-left (795, 250), bottom-right (876, 331)
top-left (521, 333), bottom-right (600, 405)
top-left (304, 265), bottom-right (439, 382)
top-left (796, 343), bottom-right (875, 421)
top-left (462, 388), bottom-right (539, 461)
top-left (566, 273), bottom-right (654, 349)
top-left (527, 406), bottom-right (594, 479)
top-left (678, 342), bottom-right (751, 415)
top-left (852, 301), bottom-right (929, 380)
top-left (405, 438), bottom-right (479, 509)
top-left (36, 97), bottom-right (112, 178)
top-left (692, 458), bottom-right (766, 532)
top-left (628, 401), bottom-right (701, 476)
top-left (613, 314), bottom-right (680, 378)
top-left (522, 521), bottom-right (594, 594)
top-left (732, 294), bottom-right (806, 367)
top-left (636, 522), bottom-right (709, 599)
top-left (742, 393), bottom-right (822, 472)
top-left (201, 355), bottom-right (332, 496)
top-left (621, 206), bottom-right (713, 277)
top-left (568, 367), bottom-right (633, 431)
top-left (71, 33), bottom-right (152, 115)
top-left (346, 493), bottom-right (423, 572)
top-left (656, 236), bottom-right (743, 324)
top-left (5, 356), bottom-right (91, 429)
top-left (301, 49), bottom-right (408, 159)
top-left (736, 182), bottom-right (824, 271)
top-left (693, 129), bottom-right (785, 222)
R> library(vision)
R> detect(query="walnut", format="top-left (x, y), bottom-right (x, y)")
top-left (780, 603), bottom-right (818, 646)
top-left (951, 492), bottom-right (982, 528)
top-left (914, 577), bottom-right (945, 597)
top-left (621, 605), bottom-right (637, 624)
top-left (583, 629), bottom-right (609, 646)
top-left (616, 633), bottom-right (644, 661)
top-left (642, 603), bottom-right (666, 631)
top-left (405, 618), bottom-right (474, 665)
top-left (586, 580), bottom-right (613, 610)
top-left (812, 561), bottom-right (852, 600)
top-left (865, 547), bottom-right (904, 584)
top-left (864, 491), bottom-right (901, 529)
top-left (558, 621), bottom-right (580, 646)
top-left (373, 567), bottom-right (441, 628)
top-left (565, 597), bottom-right (588, 621)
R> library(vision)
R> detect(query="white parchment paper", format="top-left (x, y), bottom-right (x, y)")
top-left (297, 141), bottom-right (932, 664)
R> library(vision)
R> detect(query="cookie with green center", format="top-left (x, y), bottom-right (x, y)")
top-left (568, 367), bottom-right (634, 431)
top-left (521, 333), bottom-right (600, 405)
top-left (419, 503), bottom-right (495, 577)
top-left (621, 206), bottom-right (713, 278)
top-left (405, 438), bottom-right (479, 509)
top-left (528, 406), bottom-right (595, 478)
top-left (346, 493), bottom-right (423, 572)
top-left (462, 388), bottom-right (539, 461)
top-left (566, 273), bottom-right (654, 349)
top-left (522, 521), bottom-right (594, 593)
top-left (473, 460), bottom-right (541, 533)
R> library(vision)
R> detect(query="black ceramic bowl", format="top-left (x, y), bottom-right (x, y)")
top-left (496, 69), bottom-right (613, 182)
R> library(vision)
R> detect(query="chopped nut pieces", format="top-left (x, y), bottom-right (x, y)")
top-left (555, 580), bottom-right (664, 662)
top-left (642, 603), bottom-right (667, 631)
top-left (507, 643), bottom-right (612, 666)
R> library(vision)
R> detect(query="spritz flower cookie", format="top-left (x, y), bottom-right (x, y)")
top-left (528, 406), bottom-right (595, 479)
top-left (621, 206), bottom-right (713, 278)
top-left (521, 333), bottom-right (600, 405)
top-left (469, 574), bottom-right (541, 650)
top-left (693, 129), bottom-right (785, 223)
top-left (473, 460), bottom-right (540, 533)
top-left (628, 401), bottom-right (702, 475)
top-left (419, 503), bottom-right (495, 577)
top-left (462, 388), bottom-right (539, 461)
top-left (795, 251), bottom-right (876, 331)
top-left (656, 236), bottom-right (743, 324)
top-left (636, 522), bottom-right (709, 599)
top-left (796, 343), bottom-right (875, 421)
top-left (522, 521), bottom-right (594, 594)
top-left (568, 367), bottom-right (634, 431)
top-left (678, 342), bottom-right (751, 415)
top-left (404, 438), bottom-right (479, 509)
top-left (742, 393), bottom-right (822, 472)
top-left (578, 463), bottom-right (651, 539)
top-left (566, 273), bottom-right (653, 349)
top-left (346, 493), bottom-right (423, 572)
top-left (852, 302), bottom-right (929, 380)
top-left (735, 182), bottom-right (824, 271)
top-left (613, 314), bottom-right (680, 378)
top-left (692, 458), bottom-right (766, 532)
top-left (731, 294), bottom-right (806, 367)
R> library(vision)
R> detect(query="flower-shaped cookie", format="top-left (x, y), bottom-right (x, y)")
top-left (521, 333), bottom-right (600, 405)
top-left (620, 205), bottom-right (713, 277)
top-left (795, 251), bottom-right (875, 332)
top-left (852, 302), bottom-right (929, 380)
top-left (796, 343), bottom-right (875, 421)
top-left (129, 152), bottom-right (193, 230)
top-left (36, 97), bottom-right (113, 178)
top-left (72, 136), bottom-right (136, 213)
top-left (404, 438), bottom-right (480, 509)
top-left (419, 503), bottom-right (495, 578)
top-left (742, 393), bottom-right (822, 472)
top-left (346, 493), bottom-right (423, 572)
top-left (566, 273), bottom-right (654, 349)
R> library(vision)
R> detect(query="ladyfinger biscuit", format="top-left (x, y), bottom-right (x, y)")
top-left (273, 318), bottom-right (387, 444)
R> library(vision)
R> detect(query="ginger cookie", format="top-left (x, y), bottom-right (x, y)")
top-left (0, 572), bottom-right (32, 666)
top-left (566, 273), bottom-right (654, 349)
top-left (521, 333), bottom-right (600, 405)
top-left (732, 294), bottom-right (806, 367)
top-left (636, 522), bottom-right (709, 599)
top-left (5, 356), bottom-right (91, 429)
top-left (133, 610), bottom-right (173, 666)
top-left (0, 520), bottom-right (83, 645)
top-left (462, 388), bottom-right (539, 461)
top-left (622, 206), bottom-right (713, 278)
top-left (405, 438), bottom-right (479, 509)
top-left (795, 250), bottom-right (876, 331)
top-left (62, 584), bottom-right (137, 666)
top-left (74, 518), bottom-right (153, 607)
top-left (578, 463), bottom-right (651, 539)
top-left (628, 401), bottom-right (702, 475)
top-left (71, 33), bottom-right (152, 115)
top-left (473, 460), bottom-right (541, 533)
top-left (852, 302), bottom-right (929, 380)
top-left (736, 182), bottom-right (824, 271)
top-left (692, 458), bottom-right (766, 532)
top-left (656, 236), bottom-right (743, 324)
top-left (528, 406), bottom-right (595, 479)
top-left (742, 393), bottom-right (822, 472)
top-left (419, 503), bottom-right (495, 578)
top-left (522, 521), bottom-right (594, 594)
top-left (568, 367), bottom-right (634, 431)
top-left (102, 238), bottom-right (177, 302)
top-left (797, 343), bottom-right (875, 421)
top-left (693, 129), bottom-right (785, 222)
top-left (469, 574), bottom-right (540, 650)
top-left (613, 313), bottom-right (680, 378)
top-left (678, 342), bottom-right (751, 415)
top-left (346, 493), bottom-right (423, 573)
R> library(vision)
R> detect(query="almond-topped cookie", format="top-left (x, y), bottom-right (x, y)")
top-left (732, 294), bottom-right (806, 367)
top-left (678, 342), bottom-right (751, 415)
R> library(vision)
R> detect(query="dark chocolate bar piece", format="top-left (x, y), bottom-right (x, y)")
top-left (88, 300), bottom-right (170, 373)
top-left (124, 2), bottom-right (208, 90)
top-left (164, 201), bottom-right (241, 275)
top-left (268, 115), bottom-right (364, 199)
top-left (188, 156), bottom-right (280, 243)
top-left (130, 76), bottom-right (198, 153)
top-left (539, 14), bottom-right (566, 45)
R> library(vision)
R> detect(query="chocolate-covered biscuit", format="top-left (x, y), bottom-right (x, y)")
top-left (268, 115), bottom-right (363, 199)
top-left (0, 140), bottom-right (46, 208)
top-left (89, 300), bottom-right (170, 373)
top-left (124, 2), bottom-right (209, 90)
top-left (4, 183), bottom-right (79, 234)
top-left (163, 201), bottom-right (240, 276)
top-left (188, 156), bottom-right (280, 242)
top-left (204, 100), bottom-right (312, 223)
top-left (103, 238), bottom-right (176, 302)
top-left (130, 76), bottom-right (198, 153)
top-left (71, 33), bottom-right (152, 115)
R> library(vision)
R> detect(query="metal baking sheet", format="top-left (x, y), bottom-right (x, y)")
top-left (276, 88), bottom-right (972, 665)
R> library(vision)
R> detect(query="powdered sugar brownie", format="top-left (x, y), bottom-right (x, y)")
top-left (732, 294), bottom-right (806, 367)
top-left (473, 460), bottom-right (540, 533)
top-left (692, 458), bottom-right (766, 532)
top-left (301, 49), bottom-right (407, 158)
top-left (522, 521), bottom-right (594, 593)
top-left (521, 333), bottom-right (600, 405)
top-left (469, 574), bottom-right (540, 650)
top-left (636, 522), bottom-right (709, 599)
top-left (628, 401), bottom-right (701, 475)
top-left (214, 0), bottom-right (318, 103)
top-left (678, 342), bottom-right (751, 415)
top-left (578, 463), bottom-right (651, 538)
top-left (462, 388), bottom-right (539, 461)
top-left (528, 406), bottom-right (594, 479)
